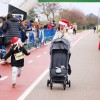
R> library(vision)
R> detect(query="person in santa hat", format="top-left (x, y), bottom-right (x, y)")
top-left (53, 19), bottom-right (72, 42)
top-left (2, 37), bottom-right (30, 87)
top-left (53, 19), bottom-right (72, 75)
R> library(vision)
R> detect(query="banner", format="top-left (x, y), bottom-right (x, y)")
top-left (38, 0), bottom-right (100, 2)
top-left (9, 0), bottom-right (38, 12)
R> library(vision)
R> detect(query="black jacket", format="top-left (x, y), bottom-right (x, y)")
top-left (4, 46), bottom-right (30, 67)
top-left (2, 18), bottom-right (21, 44)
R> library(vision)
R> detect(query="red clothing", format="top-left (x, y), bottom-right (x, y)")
top-left (47, 24), bottom-right (53, 29)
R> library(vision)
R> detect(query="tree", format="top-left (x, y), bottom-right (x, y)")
top-left (27, 8), bottom-right (37, 20)
top-left (34, 3), bottom-right (61, 21)
top-left (35, 3), bottom-right (51, 21)
top-left (86, 13), bottom-right (98, 28)
top-left (49, 3), bottom-right (61, 20)
top-left (59, 8), bottom-right (87, 29)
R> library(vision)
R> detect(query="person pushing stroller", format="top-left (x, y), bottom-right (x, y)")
top-left (47, 19), bottom-right (72, 90)
top-left (53, 19), bottom-right (72, 75)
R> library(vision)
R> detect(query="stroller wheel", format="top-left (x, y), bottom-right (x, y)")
top-left (50, 83), bottom-right (53, 90)
top-left (68, 80), bottom-right (71, 87)
top-left (50, 85), bottom-right (53, 90)
top-left (63, 84), bottom-right (66, 90)
top-left (47, 80), bottom-right (50, 87)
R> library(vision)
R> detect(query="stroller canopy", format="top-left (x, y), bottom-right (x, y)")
top-left (50, 38), bottom-right (70, 52)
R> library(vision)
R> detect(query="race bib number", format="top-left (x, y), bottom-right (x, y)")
top-left (14, 52), bottom-right (24, 60)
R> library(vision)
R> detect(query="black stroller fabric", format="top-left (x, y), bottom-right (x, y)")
top-left (50, 38), bottom-right (71, 76)
top-left (50, 38), bottom-right (70, 53)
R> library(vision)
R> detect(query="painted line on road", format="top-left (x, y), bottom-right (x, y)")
top-left (72, 32), bottom-right (89, 47)
top-left (43, 52), bottom-right (48, 54)
top-left (18, 32), bottom-right (88, 100)
top-left (36, 55), bottom-right (41, 58)
top-left (17, 68), bottom-right (49, 100)
top-left (0, 76), bottom-right (8, 81)
top-left (28, 60), bottom-right (33, 63)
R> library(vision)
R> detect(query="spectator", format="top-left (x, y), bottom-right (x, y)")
top-left (27, 20), bottom-right (34, 30)
top-left (47, 21), bottom-right (53, 29)
top-left (52, 20), bottom-right (56, 29)
top-left (20, 20), bottom-right (28, 42)
top-left (93, 26), bottom-right (96, 33)
top-left (83, 26), bottom-right (85, 30)
top-left (33, 21), bottom-right (40, 41)
top-left (2, 13), bottom-right (21, 63)
top-left (43, 24), bottom-right (47, 29)
top-left (73, 23), bottom-right (77, 35)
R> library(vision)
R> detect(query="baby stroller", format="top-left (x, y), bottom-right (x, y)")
top-left (47, 38), bottom-right (71, 90)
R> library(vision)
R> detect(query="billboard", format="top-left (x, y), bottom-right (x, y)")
top-left (8, 4), bottom-right (27, 20)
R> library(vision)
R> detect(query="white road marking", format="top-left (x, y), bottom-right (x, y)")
top-left (28, 60), bottom-right (33, 63)
top-left (72, 32), bottom-right (89, 47)
top-left (43, 52), bottom-right (48, 54)
top-left (17, 68), bottom-right (49, 100)
top-left (0, 76), bottom-right (8, 81)
top-left (18, 32), bottom-right (88, 100)
top-left (36, 55), bottom-right (41, 58)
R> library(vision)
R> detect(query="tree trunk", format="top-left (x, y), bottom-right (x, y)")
top-left (47, 15), bottom-right (49, 21)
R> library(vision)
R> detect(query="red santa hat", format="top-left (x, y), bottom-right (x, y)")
top-left (11, 37), bottom-right (21, 45)
top-left (59, 19), bottom-right (70, 29)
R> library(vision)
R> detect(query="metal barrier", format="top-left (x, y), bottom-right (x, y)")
top-left (23, 29), bottom-right (56, 49)
top-left (0, 35), bottom-right (6, 59)
top-left (44, 29), bottom-right (56, 43)
top-left (0, 29), bottom-right (56, 59)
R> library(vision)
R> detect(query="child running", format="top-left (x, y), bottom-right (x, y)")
top-left (2, 37), bottom-right (30, 87)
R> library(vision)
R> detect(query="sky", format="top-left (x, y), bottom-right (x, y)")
top-left (0, 1), bottom-right (100, 17)
top-left (60, 2), bottom-right (100, 16)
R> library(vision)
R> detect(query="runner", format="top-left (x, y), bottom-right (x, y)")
top-left (2, 37), bottom-right (30, 87)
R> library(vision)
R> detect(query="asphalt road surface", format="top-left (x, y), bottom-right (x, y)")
top-left (25, 30), bottom-right (100, 100)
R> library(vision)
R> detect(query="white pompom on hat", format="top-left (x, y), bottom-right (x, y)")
top-left (11, 37), bottom-right (21, 45)
top-left (59, 19), bottom-right (70, 29)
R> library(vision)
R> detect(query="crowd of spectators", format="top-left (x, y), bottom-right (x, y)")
top-left (0, 13), bottom-right (58, 61)
top-left (0, 13), bottom-right (79, 62)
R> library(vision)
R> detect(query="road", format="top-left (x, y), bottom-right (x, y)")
top-left (1, 30), bottom-right (100, 100)
top-left (25, 30), bottom-right (100, 100)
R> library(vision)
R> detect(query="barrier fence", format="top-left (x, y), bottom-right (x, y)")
top-left (0, 29), bottom-right (56, 59)
top-left (23, 29), bottom-right (56, 49)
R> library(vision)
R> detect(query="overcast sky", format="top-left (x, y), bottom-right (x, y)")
top-left (0, 1), bottom-right (100, 17)
top-left (60, 3), bottom-right (100, 16)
